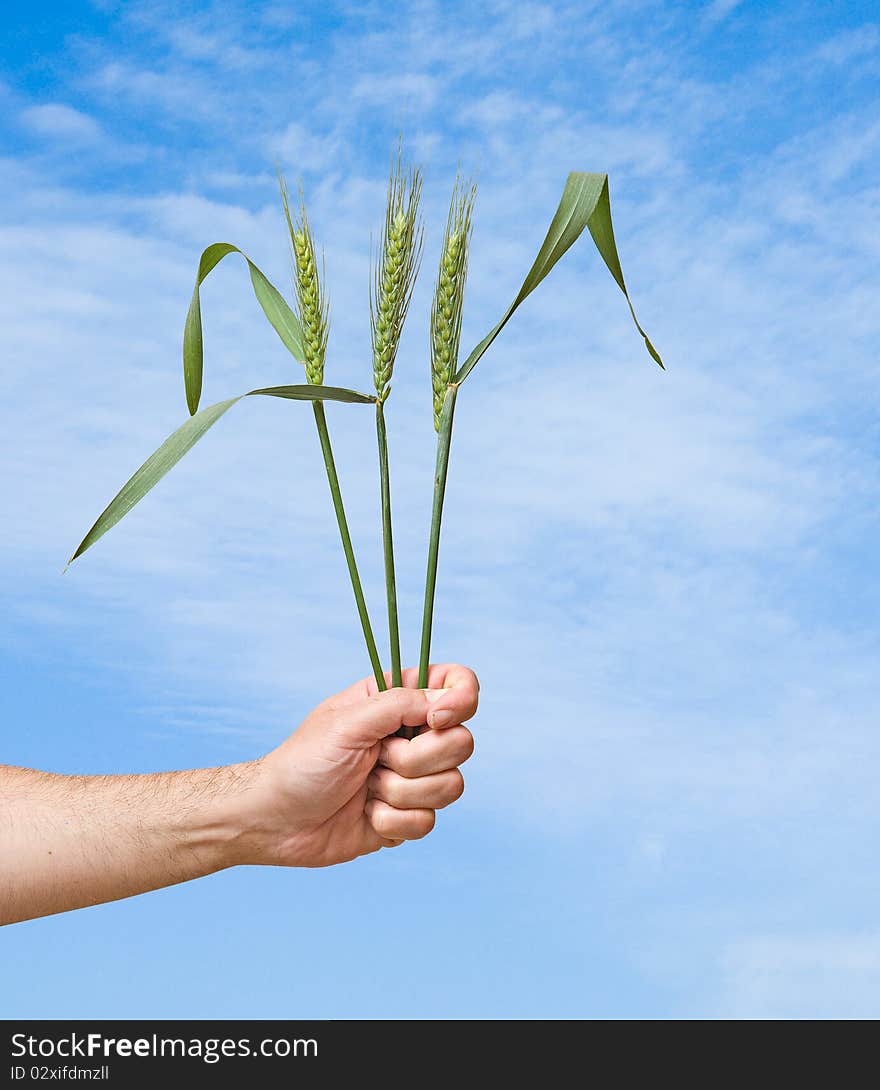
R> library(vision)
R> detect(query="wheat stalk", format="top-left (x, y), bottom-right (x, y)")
top-left (370, 153), bottom-right (424, 690)
top-left (418, 178), bottom-right (476, 688)
top-left (280, 176), bottom-right (386, 690)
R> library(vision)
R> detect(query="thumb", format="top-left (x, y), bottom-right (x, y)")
top-left (342, 688), bottom-right (449, 746)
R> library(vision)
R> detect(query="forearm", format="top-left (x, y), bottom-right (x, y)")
top-left (0, 762), bottom-right (259, 925)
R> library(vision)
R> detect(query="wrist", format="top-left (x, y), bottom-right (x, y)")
top-left (180, 759), bottom-right (272, 871)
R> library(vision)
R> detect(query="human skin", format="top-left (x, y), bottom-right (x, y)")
top-left (0, 663), bottom-right (478, 926)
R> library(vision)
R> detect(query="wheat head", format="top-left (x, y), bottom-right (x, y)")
top-left (371, 154), bottom-right (423, 400)
top-left (430, 178), bottom-right (475, 430)
top-left (280, 177), bottom-right (329, 385)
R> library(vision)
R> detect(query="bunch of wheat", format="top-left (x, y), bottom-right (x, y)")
top-left (70, 152), bottom-right (663, 707)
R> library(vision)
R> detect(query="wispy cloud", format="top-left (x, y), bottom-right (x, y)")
top-left (702, 0), bottom-right (744, 28)
top-left (813, 23), bottom-right (880, 67)
top-left (350, 73), bottom-right (438, 110)
top-left (21, 103), bottom-right (102, 142)
top-left (719, 935), bottom-right (880, 1017)
top-left (271, 122), bottom-right (342, 175)
top-left (89, 61), bottom-right (217, 118)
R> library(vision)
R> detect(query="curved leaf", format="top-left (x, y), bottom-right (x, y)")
top-left (184, 244), bottom-right (307, 415)
top-left (455, 172), bottom-right (663, 384)
top-left (248, 385), bottom-right (374, 405)
top-left (69, 385), bottom-right (375, 564)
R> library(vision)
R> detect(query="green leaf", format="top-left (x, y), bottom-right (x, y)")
top-left (183, 244), bottom-right (307, 416)
top-left (455, 172), bottom-right (663, 384)
top-left (68, 385), bottom-right (375, 564)
top-left (248, 385), bottom-right (374, 405)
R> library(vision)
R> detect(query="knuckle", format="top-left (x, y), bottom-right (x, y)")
top-left (456, 728), bottom-right (475, 763)
top-left (392, 746), bottom-right (415, 777)
top-left (384, 774), bottom-right (406, 807)
top-left (411, 810), bottom-right (436, 839)
top-left (371, 805), bottom-right (394, 837)
top-left (462, 665), bottom-right (480, 693)
top-left (435, 771), bottom-right (464, 808)
top-left (457, 665), bottom-right (480, 698)
top-left (447, 769), bottom-right (465, 802)
top-left (389, 687), bottom-right (409, 707)
top-left (450, 665), bottom-right (480, 701)
top-left (375, 688), bottom-right (407, 715)
top-left (382, 740), bottom-right (411, 776)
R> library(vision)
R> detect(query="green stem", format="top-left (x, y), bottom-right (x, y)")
top-left (376, 400), bottom-right (402, 688)
top-left (418, 384), bottom-right (458, 689)
top-left (312, 400), bottom-right (386, 691)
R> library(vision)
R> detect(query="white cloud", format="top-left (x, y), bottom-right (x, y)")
top-left (21, 103), bottom-right (102, 142)
top-left (812, 24), bottom-right (880, 67)
top-left (718, 935), bottom-right (880, 1018)
top-left (350, 73), bottom-right (438, 110)
top-left (457, 91), bottom-right (560, 129)
top-left (702, 0), bottom-right (744, 28)
top-left (270, 122), bottom-right (342, 176)
top-left (89, 61), bottom-right (219, 119)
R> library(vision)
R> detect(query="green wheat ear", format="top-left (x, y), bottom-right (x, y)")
top-left (371, 155), bottom-right (423, 400)
top-left (431, 178), bottom-right (476, 430)
top-left (281, 178), bottom-right (329, 385)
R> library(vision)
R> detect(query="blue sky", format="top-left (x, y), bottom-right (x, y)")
top-left (1, 0), bottom-right (879, 1019)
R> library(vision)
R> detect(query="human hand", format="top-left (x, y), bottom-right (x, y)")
top-left (232, 664), bottom-right (478, 868)
top-left (0, 664), bottom-right (476, 924)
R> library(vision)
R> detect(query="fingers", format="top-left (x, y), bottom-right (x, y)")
top-left (365, 799), bottom-right (435, 841)
top-left (341, 687), bottom-right (446, 746)
top-left (399, 664), bottom-right (480, 728)
top-left (421, 663), bottom-right (481, 700)
top-left (329, 666), bottom-right (479, 746)
top-left (369, 766), bottom-right (464, 810)
top-left (364, 716), bottom-right (473, 846)
top-left (331, 663), bottom-right (480, 721)
top-left (379, 724), bottom-right (474, 778)
top-left (362, 716), bottom-right (472, 845)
